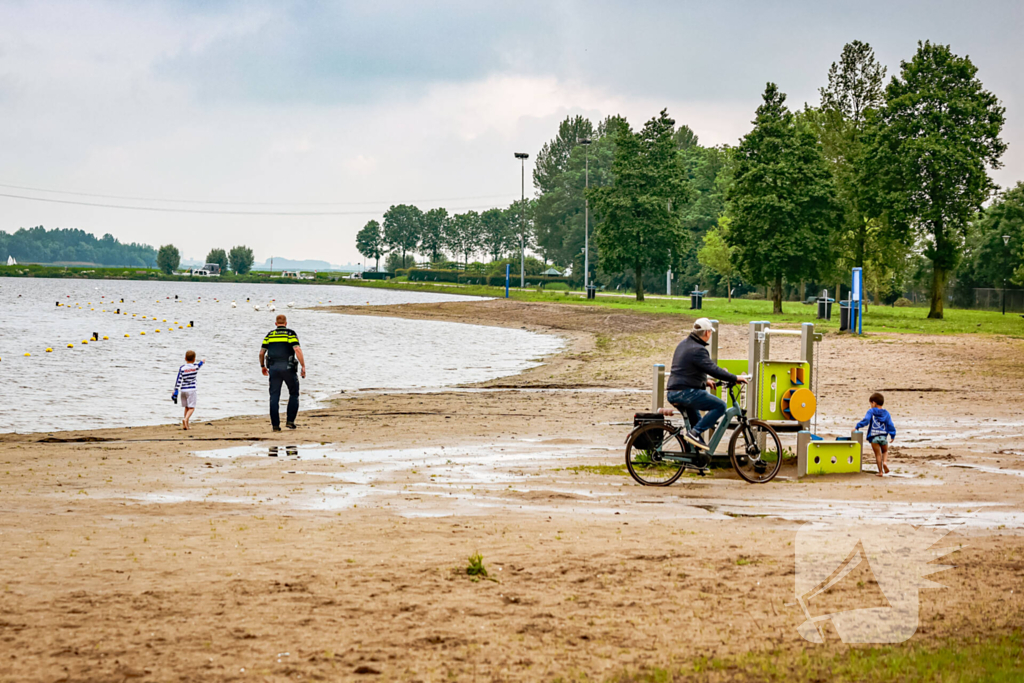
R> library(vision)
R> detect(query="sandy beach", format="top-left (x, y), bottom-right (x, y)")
top-left (2, 298), bottom-right (1023, 681)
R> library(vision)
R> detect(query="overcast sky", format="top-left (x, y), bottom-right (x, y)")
top-left (1, 0), bottom-right (1021, 265)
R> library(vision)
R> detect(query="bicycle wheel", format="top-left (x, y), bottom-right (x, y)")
top-left (625, 423), bottom-right (687, 486)
top-left (728, 419), bottom-right (783, 483)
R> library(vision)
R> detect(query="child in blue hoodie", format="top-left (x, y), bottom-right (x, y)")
top-left (856, 392), bottom-right (897, 477)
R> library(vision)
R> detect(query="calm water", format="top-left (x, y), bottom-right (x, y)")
top-left (0, 278), bottom-right (562, 433)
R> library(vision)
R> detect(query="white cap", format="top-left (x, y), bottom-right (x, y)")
top-left (693, 317), bottom-right (714, 332)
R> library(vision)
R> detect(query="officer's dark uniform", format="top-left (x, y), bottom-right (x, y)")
top-left (262, 325), bottom-right (301, 429)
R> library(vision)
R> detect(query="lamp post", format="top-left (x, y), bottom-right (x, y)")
top-left (514, 152), bottom-right (529, 288)
top-left (579, 138), bottom-right (592, 292)
top-left (1004, 235), bottom-right (1011, 315)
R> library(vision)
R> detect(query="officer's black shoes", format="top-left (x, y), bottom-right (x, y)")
top-left (272, 426), bottom-right (282, 432)
top-left (286, 422), bottom-right (297, 430)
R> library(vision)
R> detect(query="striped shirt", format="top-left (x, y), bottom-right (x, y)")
top-left (174, 361), bottom-right (204, 391)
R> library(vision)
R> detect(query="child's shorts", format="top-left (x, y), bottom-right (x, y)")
top-left (180, 389), bottom-right (197, 409)
top-left (870, 435), bottom-right (888, 445)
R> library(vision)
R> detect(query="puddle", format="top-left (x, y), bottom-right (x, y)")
top-left (932, 462), bottom-right (1024, 478)
top-left (700, 499), bottom-right (1024, 529)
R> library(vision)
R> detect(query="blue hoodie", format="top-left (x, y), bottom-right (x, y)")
top-left (856, 407), bottom-right (896, 441)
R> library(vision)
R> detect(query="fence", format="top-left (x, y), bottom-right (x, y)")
top-left (973, 288), bottom-right (1024, 313)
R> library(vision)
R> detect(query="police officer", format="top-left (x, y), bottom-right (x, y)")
top-left (259, 314), bottom-right (306, 431)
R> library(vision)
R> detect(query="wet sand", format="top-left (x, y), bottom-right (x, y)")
top-left (2, 299), bottom-right (1024, 681)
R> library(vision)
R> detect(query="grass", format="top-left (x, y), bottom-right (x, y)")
top-left (558, 464), bottom-right (630, 476)
top-left (466, 552), bottom-right (488, 579)
top-left (329, 279), bottom-right (1024, 337)
top-left (614, 632), bottom-right (1024, 682)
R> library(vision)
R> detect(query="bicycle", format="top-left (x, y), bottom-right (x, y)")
top-left (624, 381), bottom-right (784, 485)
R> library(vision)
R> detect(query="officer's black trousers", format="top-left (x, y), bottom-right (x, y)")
top-left (268, 364), bottom-right (300, 428)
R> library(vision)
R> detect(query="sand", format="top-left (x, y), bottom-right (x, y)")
top-left (2, 298), bottom-right (1023, 681)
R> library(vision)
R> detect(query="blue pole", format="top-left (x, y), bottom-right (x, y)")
top-left (505, 263), bottom-right (510, 298)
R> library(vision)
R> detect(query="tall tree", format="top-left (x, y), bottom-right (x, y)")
top-left (532, 115), bottom-right (622, 266)
top-left (228, 245), bottom-right (255, 275)
top-left (355, 219), bottom-right (386, 271)
top-left (863, 41), bottom-right (1006, 318)
top-left (588, 109), bottom-right (693, 301)
top-left (967, 182), bottom-right (1024, 287)
top-left (480, 208), bottom-right (513, 261)
top-left (727, 83), bottom-right (841, 314)
top-left (205, 248), bottom-right (228, 273)
top-left (156, 244), bottom-right (180, 274)
top-left (505, 199), bottom-right (536, 277)
top-left (672, 124), bottom-right (699, 151)
top-left (815, 41), bottom-right (889, 287)
top-left (420, 208), bottom-right (449, 262)
top-left (697, 222), bottom-right (736, 301)
top-left (383, 204), bottom-right (423, 266)
top-left (447, 211), bottom-right (483, 267)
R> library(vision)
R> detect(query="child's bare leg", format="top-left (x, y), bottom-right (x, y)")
top-left (184, 407), bottom-right (195, 430)
top-left (881, 444), bottom-right (889, 473)
top-left (871, 443), bottom-right (884, 476)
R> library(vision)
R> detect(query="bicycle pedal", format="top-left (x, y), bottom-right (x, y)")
top-left (697, 468), bottom-right (708, 477)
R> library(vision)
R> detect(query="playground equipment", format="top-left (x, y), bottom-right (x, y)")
top-left (650, 319), bottom-right (866, 478)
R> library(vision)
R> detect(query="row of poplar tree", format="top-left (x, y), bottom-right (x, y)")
top-left (355, 40), bottom-right (1016, 319)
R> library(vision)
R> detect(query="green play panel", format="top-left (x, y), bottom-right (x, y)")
top-left (805, 441), bottom-right (861, 475)
top-left (757, 360), bottom-right (810, 421)
top-left (713, 359), bottom-right (748, 408)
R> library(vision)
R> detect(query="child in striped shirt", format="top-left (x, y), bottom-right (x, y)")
top-left (173, 350), bottom-right (205, 430)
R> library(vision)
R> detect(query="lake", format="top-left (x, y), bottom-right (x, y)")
top-left (0, 278), bottom-right (563, 433)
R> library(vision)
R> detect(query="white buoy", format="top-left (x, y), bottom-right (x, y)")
top-left (268, 304), bottom-right (276, 312)
top-left (231, 301), bottom-right (237, 308)
top-left (253, 304), bottom-right (260, 311)
top-left (287, 302), bottom-right (295, 308)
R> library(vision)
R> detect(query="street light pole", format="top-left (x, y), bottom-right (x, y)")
top-left (1004, 235), bottom-right (1011, 315)
top-left (514, 152), bottom-right (529, 288)
top-left (580, 138), bottom-right (592, 292)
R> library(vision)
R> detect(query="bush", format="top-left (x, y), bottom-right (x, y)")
top-left (544, 282), bottom-right (570, 291)
top-left (740, 292), bottom-right (765, 300)
top-left (893, 297), bottom-right (913, 307)
top-left (407, 268), bottom-right (459, 283)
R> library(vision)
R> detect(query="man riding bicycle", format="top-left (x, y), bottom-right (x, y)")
top-left (667, 318), bottom-right (747, 451)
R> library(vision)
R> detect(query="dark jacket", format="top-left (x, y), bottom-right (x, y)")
top-left (667, 331), bottom-right (738, 391)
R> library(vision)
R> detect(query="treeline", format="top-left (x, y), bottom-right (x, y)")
top-left (356, 202), bottom-right (530, 273)
top-left (1, 226), bottom-right (156, 267)
top-left (354, 39), bottom-right (1021, 319)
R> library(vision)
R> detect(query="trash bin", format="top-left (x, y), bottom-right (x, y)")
top-left (586, 285), bottom-right (597, 300)
top-left (817, 297), bottom-right (834, 320)
top-left (690, 291), bottom-right (703, 310)
top-left (839, 302), bottom-right (859, 331)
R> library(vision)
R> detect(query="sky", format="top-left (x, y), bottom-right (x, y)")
top-left (1, 0), bottom-right (1022, 265)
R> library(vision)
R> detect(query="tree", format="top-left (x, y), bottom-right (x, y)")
top-left (532, 115), bottom-right (622, 266)
top-left (156, 244), bottom-right (180, 274)
top-left (672, 124), bottom-right (699, 151)
top-left (383, 204), bottom-right (423, 266)
top-left (815, 41), bottom-right (890, 296)
top-left (727, 83), bottom-right (841, 314)
top-left (355, 219), bottom-right (386, 271)
top-left (588, 109), bottom-right (693, 301)
top-left (969, 182), bottom-right (1024, 287)
top-left (697, 223), bottom-right (736, 301)
top-left (480, 208), bottom-right (514, 261)
top-left (205, 248), bottom-right (228, 273)
top-left (863, 41), bottom-right (1006, 318)
top-left (228, 245), bottom-right (255, 275)
top-left (447, 211), bottom-right (483, 267)
top-left (420, 208), bottom-right (449, 262)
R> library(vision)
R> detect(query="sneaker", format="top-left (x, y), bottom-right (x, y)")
top-left (683, 429), bottom-right (710, 451)
top-left (272, 426), bottom-right (282, 432)
top-left (285, 422), bottom-right (297, 430)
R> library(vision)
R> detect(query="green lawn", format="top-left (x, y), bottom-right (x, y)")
top-left (611, 632), bottom-right (1024, 683)
top-left (336, 279), bottom-right (1024, 337)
